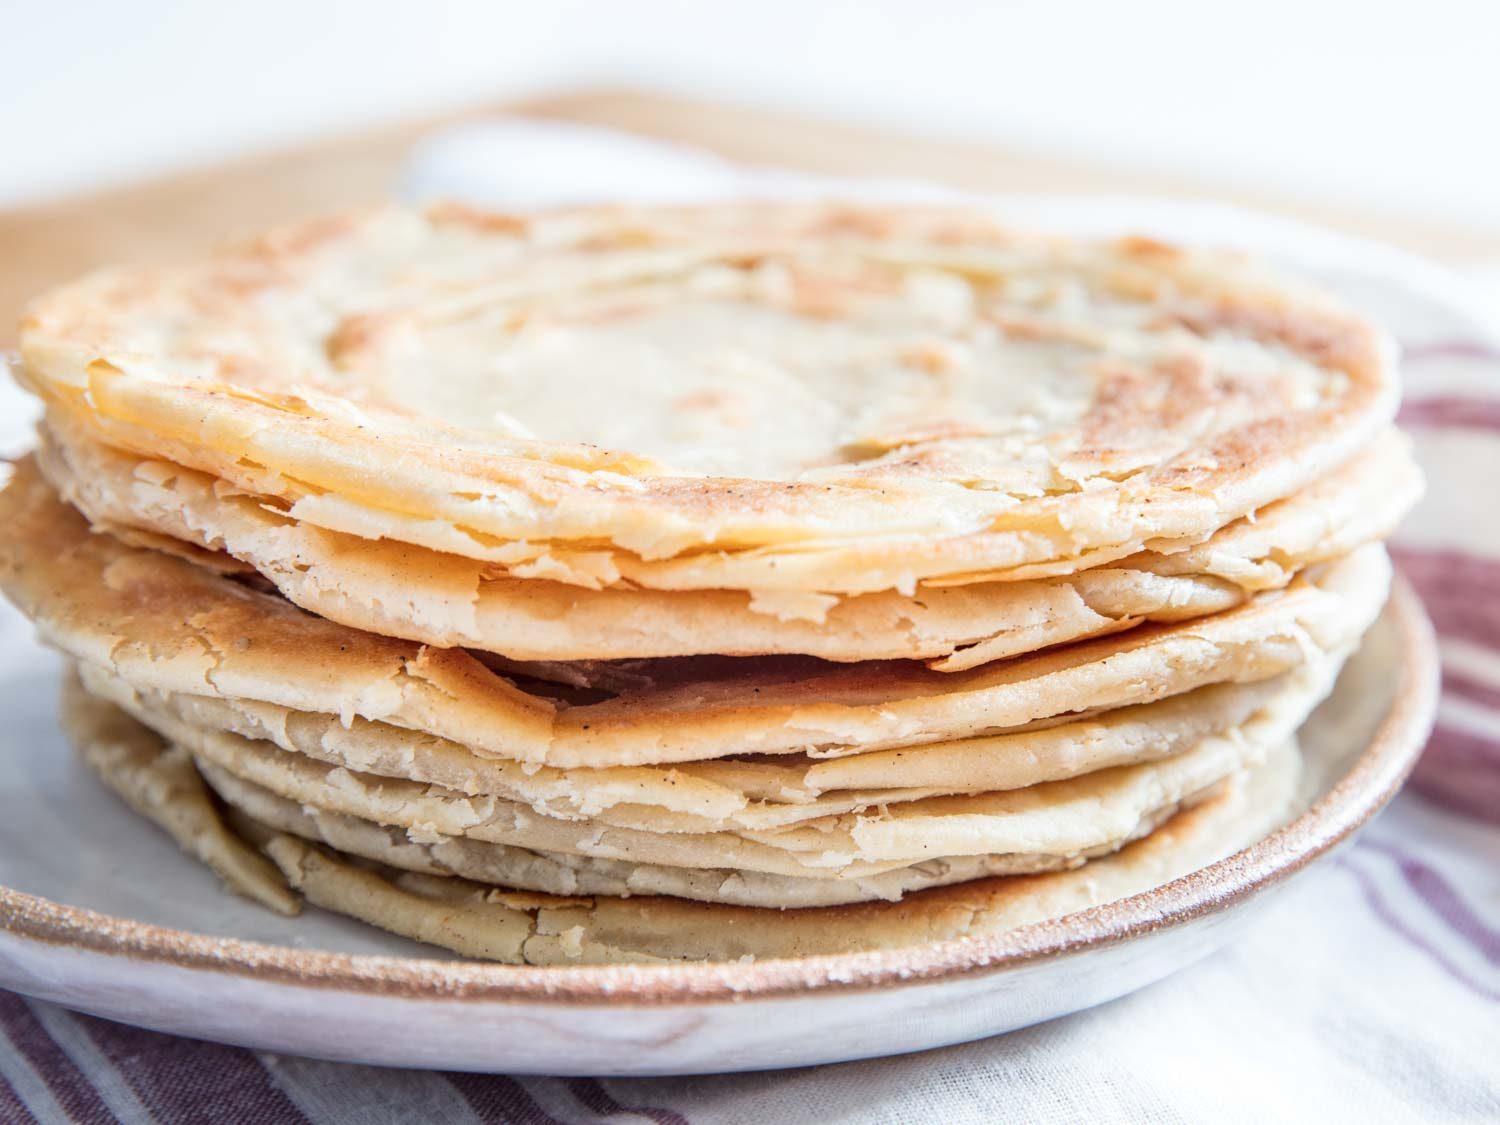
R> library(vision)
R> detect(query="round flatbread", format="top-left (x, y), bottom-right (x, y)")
top-left (0, 461), bottom-right (1391, 768)
top-left (252, 732), bottom-right (1297, 963)
top-left (60, 677), bottom-right (1301, 931)
top-left (56, 672), bottom-right (299, 916)
top-left (77, 655), bottom-right (1333, 834)
top-left (209, 766), bottom-right (1100, 910)
top-left (35, 416), bottom-right (1419, 666)
top-left (83, 639), bottom-right (1327, 881)
top-left (19, 203), bottom-right (1397, 594)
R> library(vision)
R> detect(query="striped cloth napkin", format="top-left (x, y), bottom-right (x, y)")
top-left (1, 123), bottom-right (1495, 1124)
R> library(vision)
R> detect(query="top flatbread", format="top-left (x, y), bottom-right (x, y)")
top-left (18, 202), bottom-right (1396, 592)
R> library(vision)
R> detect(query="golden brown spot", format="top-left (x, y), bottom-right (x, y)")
top-left (987, 312), bottom-right (1056, 342)
top-left (722, 252), bottom-right (769, 271)
top-left (843, 421), bottom-right (994, 460)
top-left (579, 227), bottom-right (661, 251)
top-left (898, 342), bottom-right (960, 375)
top-left (787, 281), bottom-right (850, 320)
top-left (325, 312), bottom-right (396, 369)
top-left (1101, 265), bottom-right (1168, 303)
top-left (251, 214), bottom-right (365, 261)
top-left (673, 389), bottom-right (750, 429)
top-left (426, 202), bottom-right (532, 235)
top-left (1159, 300), bottom-right (1374, 375)
top-left (1072, 351), bottom-right (1239, 465)
top-left (1117, 235), bottom-right (1181, 259)
top-left (812, 208), bottom-right (900, 239)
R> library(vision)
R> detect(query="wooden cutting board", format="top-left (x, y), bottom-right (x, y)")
top-left (3, 88), bottom-right (1494, 344)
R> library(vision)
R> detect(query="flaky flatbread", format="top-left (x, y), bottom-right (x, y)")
top-left (0, 462), bottom-right (1391, 768)
top-left (35, 418), bottom-right (1417, 666)
top-left (19, 203), bottom-right (1396, 593)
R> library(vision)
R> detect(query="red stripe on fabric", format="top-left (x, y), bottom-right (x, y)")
top-left (1400, 396), bottom-right (1500, 432)
top-left (1422, 724), bottom-right (1500, 770)
top-left (73, 1010), bottom-right (309, 1125)
top-left (1336, 858), bottom-right (1500, 1002)
top-left (1391, 546), bottom-right (1500, 588)
top-left (1442, 669), bottom-right (1500, 713)
top-left (1390, 547), bottom-right (1500, 653)
top-left (1389, 547), bottom-right (1500, 823)
top-left (0, 1076), bottom-right (41, 1125)
top-left (0, 994), bottom-right (116, 1124)
top-left (1410, 769), bottom-right (1500, 826)
top-left (1402, 340), bottom-right (1500, 364)
top-left (1358, 840), bottom-right (1500, 966)
top-left (444, 1073), bottom-right (562, 1124)
top-left (1410, 726), bottom-right (1500, 826)
top-left (566, 1077), bottom-right (692, 1125)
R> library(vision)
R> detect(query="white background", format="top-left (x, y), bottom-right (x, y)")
top-left (6, 0), bottom-right (1500, 230)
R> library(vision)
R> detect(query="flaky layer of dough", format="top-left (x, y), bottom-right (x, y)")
top-left (20, 203), bottom-right (1397, 592)
top-left (0, 461), bottom-right (1391, 769)
top-left (59, 674), bottom-right (1303, 961)
top-left (36, 416), bottom-right (1419, 666)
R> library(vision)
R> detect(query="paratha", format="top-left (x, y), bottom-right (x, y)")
top-left (76, 642), bottom-right (1331, 879)
top-left (256, 734), bottom-right (1298, 963)
top-left (60, 671), bottom-right (1302, 958)
top-left (36, 416), bottom-right (1419, 667)
top-left (57, 672), bottom-right (299, 915)
top-left (0, 461), bottom-right (1390, 767)
top-left (18, 203), bottom-right (1397, 594)
top-left (77, 656), bottom-right (1331, 833)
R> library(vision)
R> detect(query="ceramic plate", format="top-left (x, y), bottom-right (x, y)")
top-left (0, 578), bottom-right (1437, 1074)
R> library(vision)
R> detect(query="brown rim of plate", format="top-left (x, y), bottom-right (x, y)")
top-left (0, 578), bottom-right (1439, 1007)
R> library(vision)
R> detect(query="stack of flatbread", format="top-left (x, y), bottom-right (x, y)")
top-left (0, 203), bottom-right (1419, 964)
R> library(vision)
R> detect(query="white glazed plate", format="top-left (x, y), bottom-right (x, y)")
top-left (0, 580), bottom-right (1438, 1075)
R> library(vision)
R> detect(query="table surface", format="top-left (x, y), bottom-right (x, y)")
top-left (4, 88), bottom-right (1500, 348)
